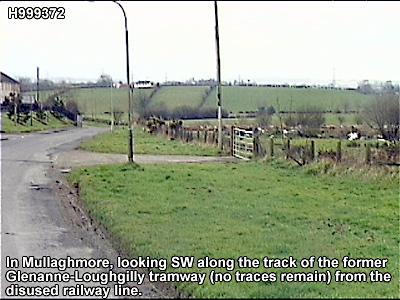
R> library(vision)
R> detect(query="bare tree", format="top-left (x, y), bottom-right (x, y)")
top-left (363, 95), bottom-right (399, 140)
top-left (132, 90), bottom-right (150, 120)
top-left (256, 105), bottom-right (271, 127)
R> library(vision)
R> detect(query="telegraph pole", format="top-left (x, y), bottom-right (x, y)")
top-left (33, 67), bottom-right (39, 126)
top-left (110, 79), bottom-right (114, 131)
top-left (214, 0), bottom-right (223, 150)
top-left (36, 67), bottom-right (39, 104)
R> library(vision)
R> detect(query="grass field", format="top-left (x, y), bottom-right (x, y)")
top-left (31, 86), bottom-right (375, 123)
top-left (29, 88), bottom-right (154, 121)
top-left (202, 86), bottom-right (375, 114)
top-left (148, 86), bottom-right (210, 110)
top-left (69, 161), bottom-right (399, 298)
top-left (79, 127), bottom-right (223, 156)
top-left (1, 112), bottom-right (74, 133)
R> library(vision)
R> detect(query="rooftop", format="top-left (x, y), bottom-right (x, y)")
top-left (0, 72), bottom-right (20, 84)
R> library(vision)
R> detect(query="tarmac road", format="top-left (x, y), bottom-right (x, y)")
top-left (0, 127), bottom-right (169, 298)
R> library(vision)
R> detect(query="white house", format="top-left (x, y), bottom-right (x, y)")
top-left (0, 72), bottom-right (21, 104)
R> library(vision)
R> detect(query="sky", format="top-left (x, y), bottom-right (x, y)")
top-left (1, 1), bottom-right (399, 86)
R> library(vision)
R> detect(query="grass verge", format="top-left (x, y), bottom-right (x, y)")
top-left (1, 112), bottom-right (74, 133)
top-left (69, 161), bottom-right (399, 298)
top-left (79, 127), bottom-right (224, 156)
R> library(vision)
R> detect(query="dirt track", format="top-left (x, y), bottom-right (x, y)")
top-left (53, 149), bottom-right (240, 169)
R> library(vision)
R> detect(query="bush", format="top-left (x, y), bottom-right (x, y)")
top-left (256, 106), bottom-right (271, 127)
top-left (363, 95), bottom-right (399, 141)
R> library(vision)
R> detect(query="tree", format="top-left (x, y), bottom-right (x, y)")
top-left (6, 92), bottom-right (23, 125)
top-left (357, 80), bottom-right (374, 94)
top-left (132, 90), bottom-right (150, 120)
top-left (363, 95), bottom-right (399, 141)
top-left (96, 74), bottom-right (113, 88)
top-left (295, 106), bottom-right (325, 128)
top-left (256, 106), bottom-right (271, 127)
top-left (284, 105), bottom-right (325, 137)
top-left (65, 100), bottom-right (79, 115)
top-left (382, 80), bottom-right (395, 95)
top-left (266, 105), bottom-right (276, 115)
top-left (18, 77), bottom-right (34, 92)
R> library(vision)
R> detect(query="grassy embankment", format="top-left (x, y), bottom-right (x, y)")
top-left (1, 112), bottom-right (74, 133)
top-left (72, 127), bottom-right (398, 298)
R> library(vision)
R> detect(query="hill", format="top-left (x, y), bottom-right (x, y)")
top-left (28, 86), bottom-right (376, 119)
top-left (202, 86), bottom-right (375, 114)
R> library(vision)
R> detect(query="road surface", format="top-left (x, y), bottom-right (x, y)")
top-left (1, 127), bottom-right (170, 298)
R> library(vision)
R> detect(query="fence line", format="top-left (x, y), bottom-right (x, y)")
top-left (144, 120), bottom-right (399, 166)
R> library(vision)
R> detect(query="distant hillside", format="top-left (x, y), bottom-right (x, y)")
top-left (147, 86), bottom-right (211, 110)
top-left (202, 86), bottom-right (375, 114)
top-left (28, 86), bottom-right (376, 119)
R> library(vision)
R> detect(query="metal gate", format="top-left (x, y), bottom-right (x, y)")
top-left (232, 127), bottom-right (254, 160)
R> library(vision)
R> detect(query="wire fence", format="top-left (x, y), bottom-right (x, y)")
top-left (144, 119), bottom-right (399, 166)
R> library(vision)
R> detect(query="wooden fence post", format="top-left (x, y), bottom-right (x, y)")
top-left (337, 140), bottom-right (342, 162)
top-left (253, 132), bottom-right (257, 158)
top-left (366, 144), bottom-right (371, 164)
top-left (286, 139), bottom-right (290, 159)
top-left (270, 138), bottom-right (274, 157)
top-left (311, 140), bottom-right (315, 161)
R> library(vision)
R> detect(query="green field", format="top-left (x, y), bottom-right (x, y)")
top-left (29, 88), bottom-right (154, 121)
top-left (148, 86), bottom-right (210, 110)
top-left (202, 87), bottom-right (375, 114)
top-left (1, 112), bottom-right (73, 133)
top-left (31, 86), bottom-right (375, 122)
top-left (148, 86), bottom-right (374, 115)
top-left (79, 128), bottom-right (223, 156)
top-left (69, 161), bottom-right (399, 298)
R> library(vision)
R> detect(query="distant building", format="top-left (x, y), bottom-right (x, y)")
top-left (135, 80), bottom-right (155, 89)
top-left (0, 72), bottom-right (21, 104)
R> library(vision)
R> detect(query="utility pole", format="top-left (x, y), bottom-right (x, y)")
top-left (111, 0), bottom-right (134, 162)
top-left (110, 79), bottom-right (114, 131)
top-left (214, 0), bottom-right (223, 150)
top-left (33, 67), bottom-right (39, 126)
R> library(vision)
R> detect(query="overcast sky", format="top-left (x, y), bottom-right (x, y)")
top-left (1, 1), bottom-right (399, 85)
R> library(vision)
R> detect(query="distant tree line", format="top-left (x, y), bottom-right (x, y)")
top-left (17, 74), bottom-right (116, 92)
top-left (139, 104), bottom-right (228, 121)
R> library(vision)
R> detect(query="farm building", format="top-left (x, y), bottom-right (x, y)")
top-left (0, 72), bottom-right (21, 104)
